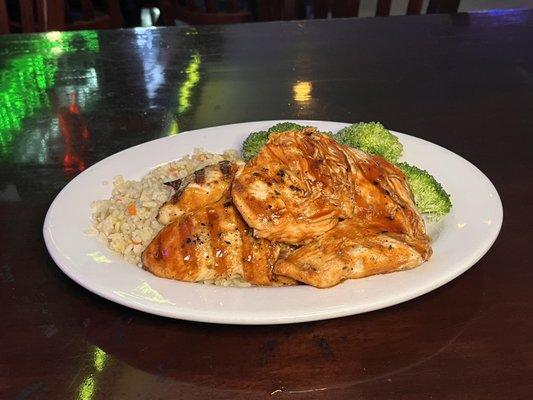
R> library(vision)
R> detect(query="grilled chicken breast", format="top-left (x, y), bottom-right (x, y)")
top-left (232, 129), bottom-right (357, 244)
top-left (144, 161), bottom-right (294, 286)
top-left (275, 218), bottom-right (432, 288)
top-left (232, 129), bottom-right (431, 287)
top-left (232, 129), bottom-right (428, 245)
top-left (157, 160), bottom-right (243, 225)
top-left (145, 130), bottom-right (431, 288)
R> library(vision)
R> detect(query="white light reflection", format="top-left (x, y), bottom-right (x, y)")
top-left (63, 68), bottom-right (99, 109)
top-left (114, 282), bottom-right (175, 305)
top-left (46, 31), bottom-right (64, 56)
top-left (50, 46), bottom-right (63, 56)
top-left (87, 251), bottom-right (113, 264)
top-left (45, 31), bottom-right (62, 41)
top-left (134, 29), bottom-right (164, 105)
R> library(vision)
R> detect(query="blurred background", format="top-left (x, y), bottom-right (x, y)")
top-left (2, 0), bottom-right (533, 34)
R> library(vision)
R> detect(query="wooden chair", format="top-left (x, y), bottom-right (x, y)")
top-left (0, 0), bottom-right (9, 34)
top-left (375, 0), bottom-right (460, 15)
top-left (314, 0), bottom-right (459, 18)
top-left (44, 0), bottom-right (123, 31)
top-left (256, 0), bottom-right (297, 21)
top-left (0, 0), bottom-right (123, 33)
top-left (159, 0), bottom-right (252, 25)
top-left (314, 0), bottom-right (358, 18)
top-left (0, 0), bottom-right (45, 33)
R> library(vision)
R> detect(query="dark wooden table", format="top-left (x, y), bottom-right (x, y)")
top-left (1, 9), bottom-right (532, 399)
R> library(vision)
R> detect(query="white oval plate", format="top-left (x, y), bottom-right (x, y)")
top-left (43, 120), bottom-right (503, 325)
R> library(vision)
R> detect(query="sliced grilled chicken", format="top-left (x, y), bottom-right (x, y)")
top-left (157, 160), bottom-right (243, 225)
top-left (143, 192), bottom-right (294, 285)
top-left (147, 130), bottom-right (431, 287)
top-left (144, 161), bottom-right (294, 286)
top-left (232, 129), bottom-right (428, 245)
top-left (274, 218), bottom-right (432, 288)
top-left (232, 129), bottom-right (357, 244)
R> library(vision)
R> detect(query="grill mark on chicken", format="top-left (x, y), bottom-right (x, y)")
top-left (190, 208), bottom-right (216, 280)
top-left (164, 178), bottom-right (187, 204)
top-left (233, 205), bottom-right (268, 284)
top-left (237, 214), bottom-right (253, 266)
top-left (170, 190), bottom-right (184, 204)
top-left (207, 203), bottom-right (229, 276)
top-left (219, 160), bottom-right (232, 178)
top-left (164, 179), bottom-right (182, 191)
top-left (178, 214), bottom-right (199, 280)
top-left (237, 212), bottom-right (259, 282)
top-left (194, 168), bottom-right (206, 184)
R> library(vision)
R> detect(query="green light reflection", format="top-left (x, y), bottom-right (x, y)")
top-left (77, 345), bottom-right (108, 400)
top-left (177, 52), bottom-right (201, 115)
top-left (78, 375), bottom-right (96, 400)
top-left (0, 31), bottom-right (99, 159)
top-left (168, 119), bottom-right (180, 135)
top-left (93, 347), bottom-right (107, 372)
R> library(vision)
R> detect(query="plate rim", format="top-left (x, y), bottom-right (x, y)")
top-left (43, 120), bottom-right (504, 324)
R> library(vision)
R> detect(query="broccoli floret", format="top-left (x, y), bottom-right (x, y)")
top-left (335, 122), bottom-right (403, 162)
top-left (242, 130), bottom-right (269, 161)
top-left (396, 162), bottom-right (452, 218)
top-left (267, 122), bottom-right (308, 133)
